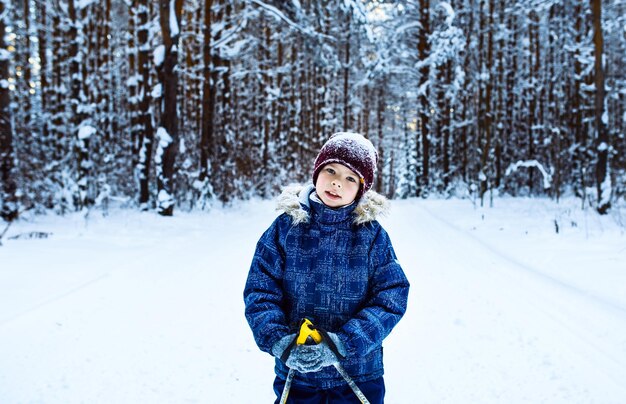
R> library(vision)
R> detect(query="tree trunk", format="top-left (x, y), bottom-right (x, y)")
top-left (38, 0), bottom-right (50, 152)
top-left (0, 0), bottom-right (18, 221)
top-left (137, 0), bottom-right (154, 209)
top-left (19, 0), bottom-right (31, 143)
top-left (459, 1), bottom-right (474, 184)
top-left (100, 0), bottom-right (112, 142)
top-left (591, 0), bottom-right (611, 214)
top-left (128, 2), bottom-right (139, 178)
top-left (261, 22), bottom-right (271, 193)
top-left (441, 62), bottom-right (451, 189)
top-left (376, 84), bottom-right (385, 193)
top-left (505, 5), bottom-right (516, 193)
top-left (156, 0), bottom-right (183, 216)
top-left (493, 0), bottom-right (505, 189)
top-left (50, 5), bottom-right (64, 163)
top-left (479, 0), bottom-right (494, 204)
top-left (417, 0), bottom-right (430, 195)
top-left (199, 0), bottom-right (214, 184)
top-left (361, 86), bottom-right (370, 138)
top-left (572, 0), bottom-right (585, 200)
top-left (274, 39), bottom-right (285, 165)
top-left (549, 3), bottom-right (561, 201)
top-left (68, 0), bottom-right (91, 209)
top-left (343, 12), bottom-right (351, 131)
top-left (37, 1), bottom-right (47, 106)
top-left (526, 11), bottom-right (538, 195)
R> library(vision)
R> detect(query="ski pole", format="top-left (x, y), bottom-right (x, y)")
top-left (279, 318), bottom-right (370, 404)
top-left (279, 368), bottom-right (295, 404)
top-left (279, 318), bottom-right (323, 403)
top-left (333, 362), bottom-right (370, 404)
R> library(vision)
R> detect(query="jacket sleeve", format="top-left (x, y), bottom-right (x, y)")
top-left (337, 225), bottom-right (410, 357)
top-left (243, 217), bottom-right (290, 354)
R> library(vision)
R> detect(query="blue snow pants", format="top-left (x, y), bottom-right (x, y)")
top-left (273, 376), bottom-right (385, 404)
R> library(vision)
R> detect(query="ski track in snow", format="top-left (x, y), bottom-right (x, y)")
top-left (425, 202), bottom-right (626, 382)
top-left (422, 205), bottom-right (626, 367)
top-left (1, 199), bottom-right (625, 403)
top-left (0, 273), bottom-right (110, 327)
top-left (419, 204), bottom-right (626, 316)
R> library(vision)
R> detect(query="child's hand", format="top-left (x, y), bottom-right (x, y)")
top-left (271, 333), bottom-right (297, 359)
top-left (286, 344), bottom-right (326, 373)
top-left (273, 328), bottom-right (347, 373)
top-left (286, 333), bottom-right (345, 373)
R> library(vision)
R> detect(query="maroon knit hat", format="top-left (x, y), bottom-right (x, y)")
top-left (312, 132), bottom-right (378, 200)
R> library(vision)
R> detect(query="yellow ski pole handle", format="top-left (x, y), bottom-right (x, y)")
top-left (296, 318), bottom-right (323, 345)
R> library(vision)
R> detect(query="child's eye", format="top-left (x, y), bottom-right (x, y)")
top-left (326, 168), bottom-right (335, 175)
top-left (347, 177), bottom-right (357, 183)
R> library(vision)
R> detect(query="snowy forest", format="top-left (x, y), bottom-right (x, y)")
top-left (0, 0), bottom-right (625, 218)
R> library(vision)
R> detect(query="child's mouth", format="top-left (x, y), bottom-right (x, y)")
top-left (325, 191), bottom-right (341, 200)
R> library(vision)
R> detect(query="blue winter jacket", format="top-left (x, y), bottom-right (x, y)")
top-left (244, 184), bottom-right (410, 389)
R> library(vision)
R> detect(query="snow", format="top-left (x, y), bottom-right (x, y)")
top-left (599, 168), bottom-right (612, 207)
top-left (153, 45), bottom-right (165, 67)
top-left (324, 132), bottom-right (378, 169)
top-left (1, 197), bottom-right (625, 403)
top-left (220, 39), bottom-right (248, 59)
top-left (439, 2), bottom-right (455, 26)
top-left (77, 0), bottom-right (97, 10)
top-left (157, 190), bottom-right (174, 211)
top-left (249, 0), bottom-right (306, 33)
top-left (156, 127), bottom-right (172, 148)
top-left (169, 0), bottom-right (180, 37)
top-left (0, 49), bottom-right (11, 61)
top-left (151, 83), bottom-right (162, 99)
top-left (506, 160), bottom-right (552, 189)
top-left (126, 74), bottom-right (142, 87)
top-left (77, 125), bottom-right (97, 140)
top-left (154, 127), bottom-right (172, 165)
top-left (396, 21), bottom-right (422, 34)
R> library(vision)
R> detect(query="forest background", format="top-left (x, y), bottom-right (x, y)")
top-left (0, 0), bottom-right (624, 219)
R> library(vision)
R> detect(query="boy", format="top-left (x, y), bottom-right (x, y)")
top-left (244, 132), bottom-right (410, 403)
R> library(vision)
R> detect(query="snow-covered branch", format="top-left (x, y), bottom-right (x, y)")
top-left (246, 0), bottom-right (336, 42)
top-left (505, 160), bottom-right (553, 189)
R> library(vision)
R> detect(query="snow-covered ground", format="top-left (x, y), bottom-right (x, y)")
top-left (1, 197), bottom-right (625, 403)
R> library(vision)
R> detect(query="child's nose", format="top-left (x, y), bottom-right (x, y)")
top-left (332, 180), bottom-right (341, 188)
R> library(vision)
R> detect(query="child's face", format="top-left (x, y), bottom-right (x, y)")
top-left (315, 163), bottom-right (361, 208)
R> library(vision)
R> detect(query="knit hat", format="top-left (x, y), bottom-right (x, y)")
top-left (312, 132), bottom-right (378, 199)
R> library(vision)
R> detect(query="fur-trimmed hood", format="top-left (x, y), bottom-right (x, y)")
top-left (276, 184), bottom-right (390, 226)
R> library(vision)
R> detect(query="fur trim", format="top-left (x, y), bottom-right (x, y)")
top-left (276, 184), bottom-right (310, 225)
top-left (276, 183), bottom-right (389, 225)
top-left (353, 190), bottom-right (390, 225)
